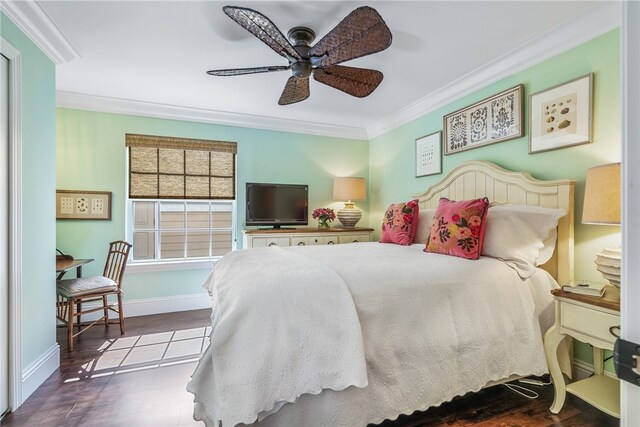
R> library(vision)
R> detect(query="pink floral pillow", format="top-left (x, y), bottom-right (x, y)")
top-left (380, 199), bottom-right (420, 245)
top-left (426, 197), bottom-right (490, 260)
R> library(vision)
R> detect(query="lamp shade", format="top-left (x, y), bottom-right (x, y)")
top-left (333, 177), bottom-right (366, 201)
top-left (582, 162), bottom-right (621, 225)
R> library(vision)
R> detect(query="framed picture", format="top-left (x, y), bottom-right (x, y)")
top-left (416, 131), bottom-right (442, 177)
top-left (529, 73), bottom-right (593, 154)
top-left (56, 190), bottom-right (112, 220)
top-left (443, 84), bottom-right (524, 155)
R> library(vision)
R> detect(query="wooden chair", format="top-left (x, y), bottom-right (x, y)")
top-left (56, 240), bottom-right (132, 351)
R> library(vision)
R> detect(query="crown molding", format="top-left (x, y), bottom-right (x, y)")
top-left (56, 91), bottom-right (369, 140)
top-left (0, 0), bottom-right (79, 64)
top-left (366, 1), bottom-right (621, 139)
top-left (48, 2), bottom-right (618, 141)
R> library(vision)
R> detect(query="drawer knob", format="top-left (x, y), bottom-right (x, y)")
top-left (609, 325), bottom-right (621, 338)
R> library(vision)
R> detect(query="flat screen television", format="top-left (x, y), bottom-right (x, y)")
top-left (246, 183), bottom-right (308, 228)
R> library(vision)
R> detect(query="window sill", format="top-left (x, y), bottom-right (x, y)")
top-left (126, 259), bottom-right (217, 274)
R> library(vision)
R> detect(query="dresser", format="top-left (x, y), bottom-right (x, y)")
top-left (242, 227), bottom-right (374, 248)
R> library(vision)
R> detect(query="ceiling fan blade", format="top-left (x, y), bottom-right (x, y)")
top-left (223, 6), bottom-right (301, 62)
top-left (278, 77), bottom-right (310, 105)
top-left (308, 6), bottom-right (392, 67)
top-left (207, 65), bottom-right (291, 76)
top-left (313, 65), bottom-right (383, 98)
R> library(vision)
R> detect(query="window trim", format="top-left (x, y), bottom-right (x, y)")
top-left (125, 259), bottom-right (217, 274)
top-left (126, 199), bottom-right (237, 265)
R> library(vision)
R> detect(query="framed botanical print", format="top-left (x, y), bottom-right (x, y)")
top-left (529, 73), bottom-right (593, 154)
top-left (443, 84), bottom-right (524, 155)
top-left (415, 131), bottom-right (442, 177)
top-left (56, 190), bottom-right (112, 220)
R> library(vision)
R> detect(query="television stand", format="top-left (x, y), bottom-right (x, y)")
top-left (242, 227), bottom-right (374, 248)
top-left (262, 226), bottom-right (296, 230)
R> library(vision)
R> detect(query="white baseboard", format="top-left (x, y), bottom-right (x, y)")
top-left (573, 358), bottom-right (617, 381)
top-left (69, 292), bottom-right (213, 323)
top-left (124, 293), bottom-right (212, 317)
top-left (21, 343), bottom-right (59, 403)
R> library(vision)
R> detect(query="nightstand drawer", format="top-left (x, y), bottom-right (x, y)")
top-left (560, 303), bottom-right (619, 345)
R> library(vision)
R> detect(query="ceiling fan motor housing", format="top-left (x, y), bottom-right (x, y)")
top-left (288, 27), bottom-right (314, 78)
top-left (287, 26), bottom-right (316, 46)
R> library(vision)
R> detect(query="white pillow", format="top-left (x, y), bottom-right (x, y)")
top-left (482, 204), bottom-right (566, 278)
top-left (413, 208), bottom-right (435, 244)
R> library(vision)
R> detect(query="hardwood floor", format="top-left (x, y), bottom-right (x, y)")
top-left (2, 310), bottom-right (619, 427)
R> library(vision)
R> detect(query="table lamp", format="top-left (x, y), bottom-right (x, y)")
top-left (582, 162), bottom-right (621, 287)
top-left (333, 177), bottom-right (366, 228)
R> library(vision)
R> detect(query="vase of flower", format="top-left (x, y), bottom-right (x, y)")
top-left (312, 207), bottom-right (336, 230)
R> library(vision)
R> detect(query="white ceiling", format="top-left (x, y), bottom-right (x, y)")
top-left (6, 1), bottom-right (618, 138)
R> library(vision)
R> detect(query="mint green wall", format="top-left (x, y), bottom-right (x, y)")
top-left (370, 29), bottom-right (620, 283)
top-left (1, 14), bottom-right (57, 369)
top-left (369, 29), bottom-right (620, 371)
top-left (56, 109), bottom-right (368, 299)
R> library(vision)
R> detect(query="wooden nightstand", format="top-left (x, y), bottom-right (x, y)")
top-left (543, 285), bottom-right (621, 418)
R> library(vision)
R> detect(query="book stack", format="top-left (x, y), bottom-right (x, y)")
top-left (561, 281), bottom-right (607, 297)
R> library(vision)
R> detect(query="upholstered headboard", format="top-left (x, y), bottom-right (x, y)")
top-left (413, 160), bottom-right (575, 283)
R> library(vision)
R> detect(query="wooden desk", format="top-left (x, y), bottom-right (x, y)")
top-left (56, 258), bottom-right (94, 280)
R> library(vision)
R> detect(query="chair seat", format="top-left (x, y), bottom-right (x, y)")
top-left (57, 275), bottom-right (117, 298)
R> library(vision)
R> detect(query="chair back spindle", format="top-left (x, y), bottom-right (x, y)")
top-left (102, 240), bottom-right (132, 288)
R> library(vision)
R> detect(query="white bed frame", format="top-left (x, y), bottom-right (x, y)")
top-left (414, 160), bottom-right (576, 285)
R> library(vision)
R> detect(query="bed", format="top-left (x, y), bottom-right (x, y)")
top-left (187, 160), bottom-right (576, 427)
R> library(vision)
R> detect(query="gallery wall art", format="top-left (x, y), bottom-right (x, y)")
top-left (443, 84), bottom-right (524, 155)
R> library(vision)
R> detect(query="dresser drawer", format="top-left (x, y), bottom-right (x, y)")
top-left (560, 302), bottom-right (619, 345)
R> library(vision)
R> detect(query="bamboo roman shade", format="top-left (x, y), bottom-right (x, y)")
top-left (126, 134), bottom-right (237, 200)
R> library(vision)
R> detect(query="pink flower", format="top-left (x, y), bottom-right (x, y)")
top-left (469, 216), bottom-right (482, 227)
top-left (452, 213), bottom-right (461, 222)
top-left (403, 213), bottom-right (413, 224)
top-left (470, 225), bottom-right (480, 236)
top-left (457, 227), bottom-right (471, 238)
top-left (407, 200), bottom-right (418, 209)
top-left (312, 207), bottom-right (336, 222)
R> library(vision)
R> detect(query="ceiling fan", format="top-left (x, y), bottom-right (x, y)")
top-left (207, 5), bottom-right (392, 105)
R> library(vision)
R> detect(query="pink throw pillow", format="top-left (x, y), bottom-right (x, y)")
top-left (380, 199), bottom-right (420, 245)
top-left (426, 197), bottom-right (490, 260)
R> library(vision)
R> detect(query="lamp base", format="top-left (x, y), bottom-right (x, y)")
top-left (595, 246), bottom-right (621, 288)
top-left (337, 202), bottom-right (362, 229)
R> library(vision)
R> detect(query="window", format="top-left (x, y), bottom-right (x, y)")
top-left (125, 134), bottom-right (237, 264)
top-left (130, 200), bottom-right (234, 261)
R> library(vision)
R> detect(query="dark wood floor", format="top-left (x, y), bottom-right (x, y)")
top-left (2, 310), bottom-right (619, 427)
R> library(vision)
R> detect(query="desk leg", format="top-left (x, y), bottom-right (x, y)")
top-left (76, 266), bottom-right (83, 278)
top-left (544, 323), bottom-right (567, 414)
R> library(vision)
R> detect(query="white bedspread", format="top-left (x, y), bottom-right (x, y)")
top-left (188, 243), bottom-right (558, 427)
top-left (187, 246), bottom-right (367, 427)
